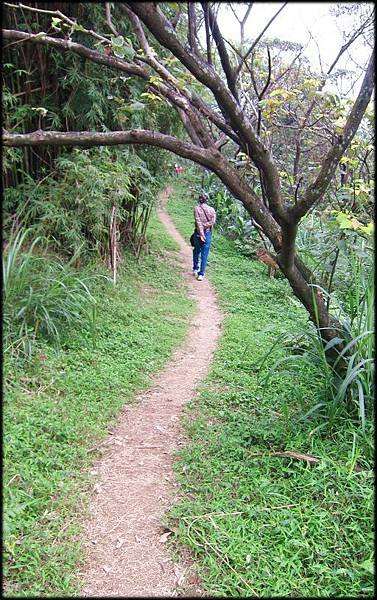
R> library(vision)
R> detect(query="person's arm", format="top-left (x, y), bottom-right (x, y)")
top-left (202, 206), bottom-right (216, 229)
top-left (211, 207), bottom-right (216, 226)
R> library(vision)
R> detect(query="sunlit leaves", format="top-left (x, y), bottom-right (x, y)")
top-left (51, 17), bottom-right (62, 30)
top-left (31, 107), bottom-right (48, 117)
top-left (329, 210), bottom-right (374, 237)
top-left (140, 91), bottom-right (168, 105)
top-left (110, 35), bottom-right (135, 60)
top-left (269, 88), bottom-right (298, 101)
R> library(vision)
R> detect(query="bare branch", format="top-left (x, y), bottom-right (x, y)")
top-left (326, 9), bottom-right (375, 77)
top-left (105, 3), bottom-right (119, 36)
top-left (2, 29), bottom-right (146, 77)
top-left (235, 3), bottom-right (288, 78)
top-left (256, 47), bottom-right (272, 136)
top-left (202, 2), bottom-right (212, 65)
top-left (294, 177), bottom-right (303, 205)
top-left (206, 3), bottom-right (239, 101)
top-left (290, 49), bottom-right (375, 221)
top-left (171, 5), bottom-right (182, 30)
top-left (240, 3), bottom-right (253, 44)
top-left (4, 1), bottom-right (109, 44)
top-left (241, 4), bottom-right (253, 26)
top-left (188, 2), bottom-right (199, 55)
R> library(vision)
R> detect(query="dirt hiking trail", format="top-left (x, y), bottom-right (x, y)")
top-left (79, 187), bottom-right (223, 596)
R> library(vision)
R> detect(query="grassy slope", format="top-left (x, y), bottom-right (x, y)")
top-left (3, 211), bottom-right (195, 597)
top-left (166, 178), bottom-right (374, 597)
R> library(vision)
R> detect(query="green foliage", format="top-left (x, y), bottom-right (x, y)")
top-left (4, 147), bottom-right (160, 261)
top-left (3, 228), bottom-right (97, 362)
top-left (2, 2), bottom-right (184, 186)
top-left (296, 210), bottom-right (374, 317)
top-left (3, 211), bottom-right (195, 597)
top-left (165, 180), bottom-right (373, 597)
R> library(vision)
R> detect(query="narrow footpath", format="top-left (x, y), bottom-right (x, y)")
top-left (79, 187), bottom-right (223, 596)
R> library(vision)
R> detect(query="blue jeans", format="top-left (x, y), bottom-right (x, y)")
top-left (193, 230), bottom-right (212, 276)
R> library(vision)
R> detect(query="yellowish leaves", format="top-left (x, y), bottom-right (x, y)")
top-left (331, 210), bottom-right (374, 236)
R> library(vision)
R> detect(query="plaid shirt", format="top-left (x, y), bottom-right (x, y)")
top-left (194, 203), bottom-right (216, 238)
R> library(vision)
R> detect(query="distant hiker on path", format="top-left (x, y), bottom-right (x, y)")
top-left (193, 193), bottom-right (216, 281)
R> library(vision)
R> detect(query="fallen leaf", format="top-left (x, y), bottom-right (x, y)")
top-left (159, 531), bottom-right (172, 543)
top-left (272, 451), bottom-right (320, 464)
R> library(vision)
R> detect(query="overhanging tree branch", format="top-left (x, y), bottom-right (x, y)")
top-left (3, 128), bottom-right (212, 162)
top-left (3, 24), bottom-right (241, 149)
top-left (2, 127), bottom-right (283, 246)
top-left (2, 29), bottom-right (146, 78)
top-left (125, 1), bottom-right (285, 219)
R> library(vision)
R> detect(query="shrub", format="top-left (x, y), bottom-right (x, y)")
top-left (4, 147), bottom-right (161, 263)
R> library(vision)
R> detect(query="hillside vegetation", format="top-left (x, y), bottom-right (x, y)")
top-left (166, 177), bottom-right (374, 597)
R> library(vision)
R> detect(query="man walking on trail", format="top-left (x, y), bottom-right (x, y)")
top-left (193, 193), bottom-right (216, 281)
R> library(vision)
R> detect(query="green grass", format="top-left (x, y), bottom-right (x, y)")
top-left (3, 210), bottom-right (195, 597)
top-left (165, 177), bottom-right (374, 597)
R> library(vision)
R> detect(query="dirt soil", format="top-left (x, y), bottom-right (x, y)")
top-left (79, 187), bottom-right (223, 597)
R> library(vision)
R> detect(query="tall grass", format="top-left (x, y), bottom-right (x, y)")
top-left (3, 228), bottom-right (97, 360)
top-left (262, 262), bottom-right (374, 431)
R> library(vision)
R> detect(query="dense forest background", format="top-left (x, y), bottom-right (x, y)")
top-left (2, 2), bottom-right (374, 597)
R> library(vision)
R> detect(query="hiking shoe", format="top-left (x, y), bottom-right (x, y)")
top-left (196, 274), bottom-right (204, 281)
top-left (193, 269), bottom-right (198, 276)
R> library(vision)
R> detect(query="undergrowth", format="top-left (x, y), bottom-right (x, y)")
top-left (3, 211), bottom-right (195, 597)
top-left (166, 176), bottom-right (374, 597)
